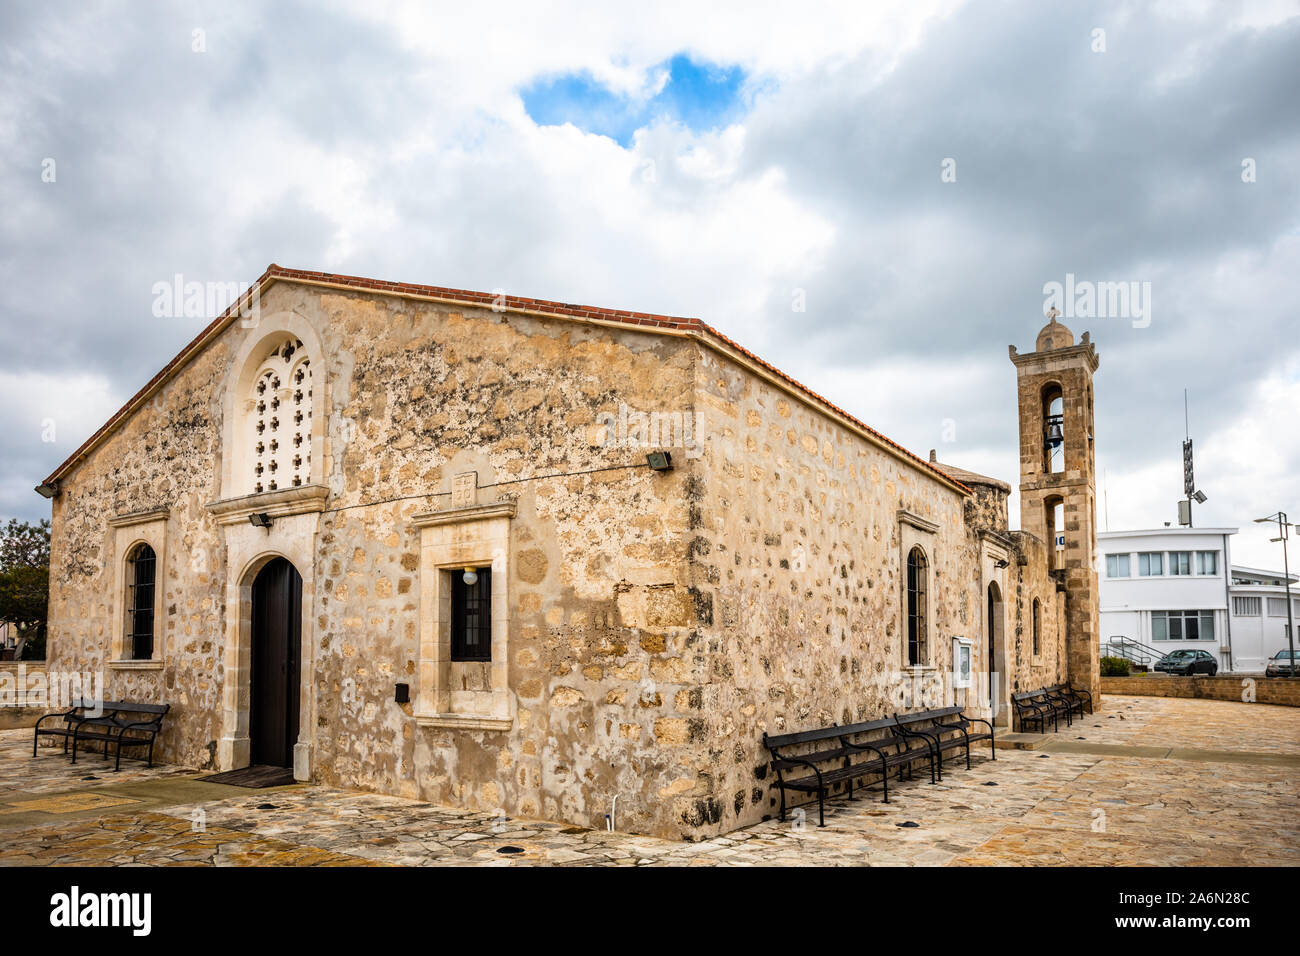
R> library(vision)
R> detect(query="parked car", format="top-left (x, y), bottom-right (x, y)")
top-left (1265, 649), bottom-right (1300, 678)
top-left (1153, 649), bottom-right (1218, 676)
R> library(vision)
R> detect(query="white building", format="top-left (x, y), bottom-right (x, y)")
top-left (1099, 528), bottom-right (1235, 668)
top-left (1098, 527), bottom-right (1299, 672)
top-left (1226, 566), bottom-right (1300, 672)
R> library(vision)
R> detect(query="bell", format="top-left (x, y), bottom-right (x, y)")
top-left (1045, 421), bottom-right (1064, 448)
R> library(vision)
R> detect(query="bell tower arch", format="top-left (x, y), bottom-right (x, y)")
top-left (1010, 315), bottom-right (1101, 694)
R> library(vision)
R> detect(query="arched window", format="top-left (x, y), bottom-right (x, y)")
top-left (247, 338), bottom-right (312, 493)
top-left (1032, 598), bottom-right (1042, 656)
top-left (1041, 383), bottom-right (1064, 474)
top-left (126, 543), bottom-right (156, 660)
top-left (906, 547), bottom-right (928, 666)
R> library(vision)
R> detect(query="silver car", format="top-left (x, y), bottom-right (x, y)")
top-left (1265, 649), bottom-right (1300, 678)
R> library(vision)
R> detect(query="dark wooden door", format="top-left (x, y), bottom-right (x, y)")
top-left (250, 557), bottom-right (302, 768)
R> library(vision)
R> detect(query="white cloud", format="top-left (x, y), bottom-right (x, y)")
top-left (2, 0), bottom-right (1298, 534)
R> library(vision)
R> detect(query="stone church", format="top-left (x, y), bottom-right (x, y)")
top-left (40, 265), bottom-right (1100, 839)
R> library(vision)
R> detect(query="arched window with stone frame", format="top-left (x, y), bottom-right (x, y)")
top-left (125, 542), bottom-right (157, 661)
top-left (906, 546), bottom-right (929, 667)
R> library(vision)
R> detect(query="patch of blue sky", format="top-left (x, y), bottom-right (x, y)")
top-left (521, 54), bottom-right (751, 147)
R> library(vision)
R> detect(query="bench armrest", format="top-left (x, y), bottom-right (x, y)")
top-left (894, 723), bottom-right (941, 755)
top-left (34, 707), bottom-right (79, 730)
top-left (842, 740), bottom-right (891, 764)
top-left (959, 713), bottom-right (994, 735)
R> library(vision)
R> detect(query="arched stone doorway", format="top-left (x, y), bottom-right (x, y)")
top-left (209, 490), bottom-right (325, 781)
top-left (249, 557), bottom-right (302, 768)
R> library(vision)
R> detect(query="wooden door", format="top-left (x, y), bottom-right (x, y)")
top-left (250, 557), bottom-right (302, 768)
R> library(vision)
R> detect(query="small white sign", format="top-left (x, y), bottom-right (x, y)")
top-left (952, 637), bottom-right (973, 689)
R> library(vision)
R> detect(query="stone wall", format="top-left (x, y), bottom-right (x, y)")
top-left (964, 483), bottom-right (1009, 533)
top-left (47, 281), bottom-right (710, 837)
top-left (1007, 532), bottom-right (1068, 694)
top-left (684, 343), bottom-right (1064, 834)
top-left (46, 324), bottom-right (232, 768)
top-left (1101, 674), bottom-right (1300, 707)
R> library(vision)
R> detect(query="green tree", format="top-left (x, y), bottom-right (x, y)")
top-left (0, 518), bottom-right (50, 660)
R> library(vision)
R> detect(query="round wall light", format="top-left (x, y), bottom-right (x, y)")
top-left (462, 566), bottom-right (478, 586)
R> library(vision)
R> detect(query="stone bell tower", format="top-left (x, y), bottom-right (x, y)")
top-left (1010, 314), bottom-right (1101, 695)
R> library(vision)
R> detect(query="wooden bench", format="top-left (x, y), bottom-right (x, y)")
top-left (70, 701), bottom-right (169, 771)
top-left (892, 707), bottom-right (995, 781)
top-left (762, 718), bottom-right (936, 827)
top-left (1012, 689), bottom-right (1072, 733)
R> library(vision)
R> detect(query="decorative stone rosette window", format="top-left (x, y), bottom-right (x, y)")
top-left (247, 338), bottom-right (313, 494)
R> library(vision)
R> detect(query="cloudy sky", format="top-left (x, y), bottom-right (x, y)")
top-left (2, 1), bottom-right (1298, 568)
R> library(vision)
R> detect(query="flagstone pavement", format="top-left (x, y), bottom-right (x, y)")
top-left (0, 694), bottom-right (1295, 866)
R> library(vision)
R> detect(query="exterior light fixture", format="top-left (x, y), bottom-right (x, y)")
top-left (1192, 490), bottom-right (1207, 504)
top-left (394, 683), bottom-right (410, 704)
top-left (994, 558), bottom-right (1010, 569)
top-left (34, 482), bottom-right (59, 499)
top-left (248, 512), bottom-right (273, 528)
top-left (462, 566), bottom-right (478, 586)
top-left (646, 451), bottom-right (673, 472)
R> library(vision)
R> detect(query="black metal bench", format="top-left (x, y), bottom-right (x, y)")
top-left (1048, 683), bottom-right (1091, 718)
top-left (762, 718), bottom-right (936, 827)
top-left (69, 701), bottom-right (169, 771)
top-left (1012, 688), bottom-right (1072, 733)
top-left (32, 699), bottom-right (101, 756)
top-left (1045, 681), bottom-right (1086, 717)
top-left (892, 707), bottom-right (995, 781)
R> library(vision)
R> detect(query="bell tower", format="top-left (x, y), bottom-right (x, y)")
top-left (1010, 314), bottom-right (1101, 695)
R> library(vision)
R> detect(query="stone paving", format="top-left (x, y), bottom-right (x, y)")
top-left (0, 695), bottom-right (1296, 866)
top-left (1040, 692), bottom-right (1300, 755)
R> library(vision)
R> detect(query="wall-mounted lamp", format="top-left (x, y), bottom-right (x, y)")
top-left (394, 683), bottom-right (410, 704)
top-left (646, 451), bottom-right (673, 472)
top-left (994, 558), bottom-right (1010, 569)
top-left (34, 482), bottom-right (59, 499)
top-left (248, 512), bottom-right (273, 529)
top-left (462, 566), bottom-right (478, 586)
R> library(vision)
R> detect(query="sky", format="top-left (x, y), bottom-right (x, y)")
top-left (1, 0), bottom-right (1298, 569)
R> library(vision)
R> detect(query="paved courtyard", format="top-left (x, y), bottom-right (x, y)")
top-left (0, 694), bottom-right (1296, 866)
